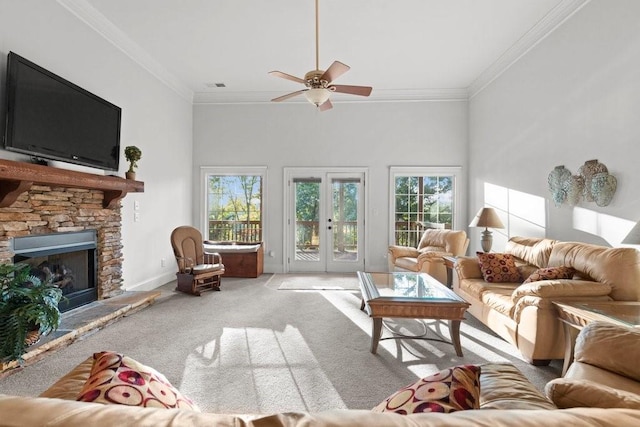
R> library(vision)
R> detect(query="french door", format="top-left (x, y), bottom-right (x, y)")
top-left (285, 168), bottom-right (366, 272)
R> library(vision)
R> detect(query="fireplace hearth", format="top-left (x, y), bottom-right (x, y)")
top-left (11, 231), bottom-right (97, 312)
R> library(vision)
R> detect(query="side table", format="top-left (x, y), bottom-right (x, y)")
top-left (553, 301), bottom-right (640, 375)
top-left (442, 256), bottom-right (457, 288)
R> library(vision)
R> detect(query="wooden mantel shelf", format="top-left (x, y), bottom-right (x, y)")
top-left (0, 159), bottom-right (144, 209)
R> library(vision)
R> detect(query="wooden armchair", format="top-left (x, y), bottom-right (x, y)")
top-left (170, 226), bottom-right (225, 296)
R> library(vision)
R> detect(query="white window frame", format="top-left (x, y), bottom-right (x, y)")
top-left (200, 166), bottom-right (268, 242)
top-left (388, 166), bottom-right (463, 245)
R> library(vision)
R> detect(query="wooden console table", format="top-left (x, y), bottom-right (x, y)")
top-left (553, 301), bottom-right (640, 375)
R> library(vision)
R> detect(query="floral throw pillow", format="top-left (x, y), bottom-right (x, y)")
top-left (523, 266), bottom-right (576, 284)
top-left (77, 352), bottom-right (200, 411)
top-left (477, 252), bottom-right (522, 283)
top-left (372, 365), bottom-right (481, 414)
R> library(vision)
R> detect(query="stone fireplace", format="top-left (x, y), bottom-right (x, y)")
top-left (0, 159), bottom-right (144, 307)
top-left (12, 230), bottom-right (98, 312)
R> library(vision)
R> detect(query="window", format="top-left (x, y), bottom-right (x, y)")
top-left (202, 167), bottom-right (266, 242)
top-left (389, 167), bottom-right (462, 247)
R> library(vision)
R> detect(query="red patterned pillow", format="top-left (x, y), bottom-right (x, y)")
top-left (477, 252), bottom-right (522, 283)
top-left (77, 352), bottom-right (199, 411)
top-left (372, 365), bottom-right (481, 414)
top-left (523, 266), bottom-right (576, 284)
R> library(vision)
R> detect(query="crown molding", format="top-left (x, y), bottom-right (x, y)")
top-left (193, 88), bottom-right (469, 105)
top-left (468, 0), bottom-right (591, 98)
top-left (57, 0), bottom-right (588, 106)
top-left (56, 0), bottom-right (193, 102)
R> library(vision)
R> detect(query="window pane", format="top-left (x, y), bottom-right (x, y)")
top-left (392, 173), bottom-right (456, 246)
top-left (207, 175), bottom-right (262, 242)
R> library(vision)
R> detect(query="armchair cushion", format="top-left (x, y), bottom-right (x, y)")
top-left (476, 252), bottom-right (522, 283)
top-left (545, 378), bottom-right (640, 409)
top-left (192, 264), bottom-right (223, 273)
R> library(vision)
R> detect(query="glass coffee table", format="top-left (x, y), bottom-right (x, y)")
top-left (357, 271), bottom-right (470, 355)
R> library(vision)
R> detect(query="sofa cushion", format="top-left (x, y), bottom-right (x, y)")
top-left (523, 266), bottom-right (576, 284)
top-left (545, 378), bottom-right (640, 409)
top-left (77, 352), bottom-right (199, 411)
top-left (479, 363), bottom-right (556, 410)
top-left (372, 365), bottom-right (481, 414)
top-left (477, 252), bottom-right (522, 283)
top-left (548, 242), bottom-right (640, 301)
top-left (505, 237), bottom-right (557, 268)
top-left (480, 290), bottom-right (515, 318)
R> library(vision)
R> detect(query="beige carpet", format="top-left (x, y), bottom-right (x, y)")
top-left (0, 273), bottom-right (562, 414)
top-left (273, 273), bottom-right (360, 290)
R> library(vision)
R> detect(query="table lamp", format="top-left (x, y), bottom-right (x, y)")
top-left (469, 207), bottom-right (504, 252)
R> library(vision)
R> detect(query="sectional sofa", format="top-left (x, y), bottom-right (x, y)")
top-left (453, 236), bottom-right (640, 364)
top-left (1, 322), bottom-right (639, 425)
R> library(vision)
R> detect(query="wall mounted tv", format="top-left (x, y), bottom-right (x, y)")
top-left (4, 52), bottom-right (121, 171)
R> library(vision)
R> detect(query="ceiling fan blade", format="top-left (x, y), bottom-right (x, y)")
top-left (271, 90), bottom-right (306, 102)
top-left (318, 98), bottom-right (333, 112)
top-left (320, 61), bottom-right (350, 83)
top-left (330, 84), bottom-right (373, 97)
top-left (269, 71), bottom-right (306, 84)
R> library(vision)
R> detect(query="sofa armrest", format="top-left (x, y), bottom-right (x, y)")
top-left (574, 322), bottom-right (640, 382)
top-left (388, 245), bottom-right (419, 263)
top-left (545, 378), bottom-right (640, 409)
top-left (454, 256), bottom-right (483, 280)
top-left (512, 280), bottom-right (611, 301)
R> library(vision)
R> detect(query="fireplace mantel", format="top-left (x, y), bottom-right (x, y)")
top-left (0, 159), bottom-right (143, 209)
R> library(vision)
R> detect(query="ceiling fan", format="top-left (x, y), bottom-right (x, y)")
top-left (269, 0), bottom-right (372, 111)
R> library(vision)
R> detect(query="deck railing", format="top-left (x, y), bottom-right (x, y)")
top-left (208, 220), bottom-right (262, 242)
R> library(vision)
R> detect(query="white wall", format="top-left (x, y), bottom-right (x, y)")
top-left (469, 0), bottom-right (640, 251)
top-left (0, 0), bottom-right (193, 290)
top-left (193, 101), bottom-right (468, 273)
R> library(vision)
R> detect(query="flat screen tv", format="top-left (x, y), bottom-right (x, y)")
top-left (4, 52), bottom-right (121, 171)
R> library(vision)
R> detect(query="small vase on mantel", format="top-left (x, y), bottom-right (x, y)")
top-left (125, 171), bottom-right (136, 180)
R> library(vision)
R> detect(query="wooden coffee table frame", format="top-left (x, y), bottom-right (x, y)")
top-left (357, 271), bottom-right (470, 356)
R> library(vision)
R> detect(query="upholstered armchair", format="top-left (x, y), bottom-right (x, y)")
top-left (388, 228), bottom-right (469, 285)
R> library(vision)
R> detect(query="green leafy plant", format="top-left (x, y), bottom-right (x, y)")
top-left (0, 263), bottom-right (63, 363)
top-left (124, 146), bottom-right (142, 173)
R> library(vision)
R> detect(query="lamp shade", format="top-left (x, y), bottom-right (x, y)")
top-left (304, 88), bottom-right (331, 106)
top-left (469, 207), bottom-right (504, 229)
top-left (622, 221), bottom-right (640, 245)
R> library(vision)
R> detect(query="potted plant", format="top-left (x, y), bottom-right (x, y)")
top-left (0, 263), bottom-right (63, 363)
top-left (124, 145), bottom-right (142, 180)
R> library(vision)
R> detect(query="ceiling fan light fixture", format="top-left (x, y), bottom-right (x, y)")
top-left (304, 88), bottom-right (331, 106)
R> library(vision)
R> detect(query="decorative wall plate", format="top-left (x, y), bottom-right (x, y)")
top-left (548, 165), bottom-right (571, 207)
top-left (591, 172), bottom-right (617, 207)
top-left (578, 159), bottom-right (608, 202)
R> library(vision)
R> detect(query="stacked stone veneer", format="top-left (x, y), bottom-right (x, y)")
top-left (0, 184), bottom-right (123, 299)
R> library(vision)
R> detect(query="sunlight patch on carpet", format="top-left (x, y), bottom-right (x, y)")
top-left (276, 274), bottom-right (360, 290)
